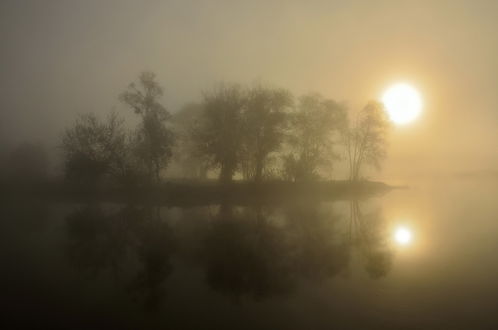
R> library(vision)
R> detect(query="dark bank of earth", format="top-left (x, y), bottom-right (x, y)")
top-left (3, 180), bottom-right (394, 206)
top-left (156, 180), bottom-right (392, 206)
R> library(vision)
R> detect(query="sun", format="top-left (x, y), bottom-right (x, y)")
top-left (394, 226), bottom-right (412, 246)
top-left (381, 83), bottom-right (423, 125)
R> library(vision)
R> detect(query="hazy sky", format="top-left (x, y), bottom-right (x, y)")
top-left (1, 0), bottom-right (497, 178)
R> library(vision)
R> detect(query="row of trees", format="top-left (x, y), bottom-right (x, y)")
top-left (61, 71), bottom-right (390, 187)
top-left (62, 72), bottom-right (174, 187)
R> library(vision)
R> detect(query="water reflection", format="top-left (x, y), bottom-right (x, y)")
top-left (65, 205), bottom-right (174, 311)
top-left (126, 207), bottom-right (174, 311)
top-left (348, 200), bottom-right (393, 278)
top-left (282, 201), bottom-right (349, 281)
top-left (202, 205), bottom-right (293, 300)
top-left (4, 183), bottom-right (498, 329)
top-left (63, 200), bottom-right (395, 304)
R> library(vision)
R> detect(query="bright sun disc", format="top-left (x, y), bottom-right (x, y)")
top-left (382, 83), bottom-right (422, 125)
top-left (394, 227), bottom-right (412, 245)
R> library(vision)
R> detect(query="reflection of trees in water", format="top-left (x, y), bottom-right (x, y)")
top-left (348, 200), bottom-right (393, 278)
top-left (64, 200), bottom-right (393, 305)
top-left (126, 207), bottom-right (174, 311)
top-left (65, 206), bottom-right (132, 277)
top-left (202, 205), bottom-right (293, 300)
top-left (283, 201), bottom-right (349, 280)
top-left (201, 201), bottom-right (393, 299)
top-left (65, 205), bottom-right (174, 311)
top-left (201, 202), bottom-right (350, 299)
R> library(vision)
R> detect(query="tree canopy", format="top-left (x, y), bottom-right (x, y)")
top-left (120, 72), bottom-right (174, 182)
top-left (59, 73), bottom-right (391, 185)
top-left (283, 94), bottom-right (348, 181)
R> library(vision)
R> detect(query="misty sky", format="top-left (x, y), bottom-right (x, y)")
top-left (1, 0), bottom-right (497, 178)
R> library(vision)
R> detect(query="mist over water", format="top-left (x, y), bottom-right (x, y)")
top-left (1, 180), bottom-right (498, 329)
top-left (1, 1), bottom-right (498, 329)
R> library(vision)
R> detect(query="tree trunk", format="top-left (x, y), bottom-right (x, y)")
top-left (219, 163), bottom-right (233, 183)
top-left (254, 157), bottom-right (263, 183)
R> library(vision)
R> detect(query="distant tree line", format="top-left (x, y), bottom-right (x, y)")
top-left (58, 71), bottom-right (390, 187)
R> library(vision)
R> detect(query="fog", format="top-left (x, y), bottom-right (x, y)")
top-left (2, 3), bottom-right (498, 329)
top-left (1, 0), bottom-right (497, 181)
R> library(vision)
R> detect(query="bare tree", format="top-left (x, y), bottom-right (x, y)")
top-left (283, 94), bottom-right (347, 181)
top-left (345, 101), bottom-right (390, 181)
top-left (241, 85), bottom-right (293, 182)
top-left (120, 72), bottom-right (174, 182)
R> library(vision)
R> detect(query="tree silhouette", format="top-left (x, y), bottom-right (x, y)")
top-left (120, 72), bottom-right (174, 183)
top-left (345, 101), bottom-right (390, 181)
top-left (57, 76), bottom-right (392, 186)
top-left (194, 84), bottom-right (246, 183)
top-left (61, 112), bottom-right (127, 187)
top-left (283, 94), bottom-right (347, 181)
top-left (241, 85), bottom-right (292, 181)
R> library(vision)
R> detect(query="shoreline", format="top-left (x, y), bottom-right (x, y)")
top-left (0, 180), bottom-right (396, 206)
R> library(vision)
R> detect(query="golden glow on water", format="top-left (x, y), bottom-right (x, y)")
top-left (381, 83), bottom-right (422, 125)
top-left (394, 226), bottom-right (412, 245)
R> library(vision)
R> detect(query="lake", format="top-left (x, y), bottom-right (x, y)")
top-left (1, 179), bottom-right (498, 329)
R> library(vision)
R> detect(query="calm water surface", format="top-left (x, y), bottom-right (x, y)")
top-left (2, 180), bottom-right (498, 329)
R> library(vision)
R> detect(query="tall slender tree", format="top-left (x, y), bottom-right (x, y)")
top-left (345, 101), bottom-right (390, 181)
top-left (120, 72), bottom-right (174, 182)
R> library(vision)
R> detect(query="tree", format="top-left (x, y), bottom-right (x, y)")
top-left (241, 85), bottom-right (292, 182)
top-left (345, 101), bottom-right (390, 181)
top-left (120, 72), bottom-right (174, 182)
top-left (61, 112), bottom-right (127, 187)
top-left (171, 103), bottom-right (210, 179)
top-left (195, 84), bottom-right (246, 183)
top-left (283, 94), bottom-right (347, 181)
